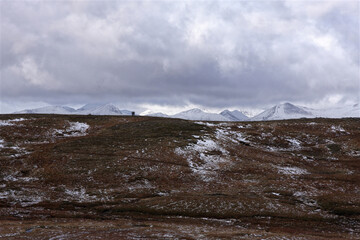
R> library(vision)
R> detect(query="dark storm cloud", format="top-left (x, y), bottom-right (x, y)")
top-left (1, 0), bottom-right (359, 109)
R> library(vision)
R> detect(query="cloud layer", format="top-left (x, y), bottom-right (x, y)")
top-left (1, 0), bottom-right (359, 111)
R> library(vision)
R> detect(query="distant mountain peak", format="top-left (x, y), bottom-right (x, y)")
top-left (79, 103), bottom-right (124, 115)
top-left (220, 109), bottom-right (249, 121)
top-left (15, 105), bottom-right (76, 114)
top-left (182, 108), bottom-right (205, 113)
top-left (16, 103), bottom-right (133, 116)
top-left (14, 102), bottom-right (359, 120)
top-left (77, 103), bottom-right (104, 111)
top-left (173, 108), bottom-right (229, 121)
top-left (252, 102), bottom-right (313, 121)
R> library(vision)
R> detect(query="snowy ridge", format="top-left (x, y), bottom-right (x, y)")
top-left (144, 109), bottom-right (248, 121)
top-left (172, 108), bottom-right (229, 121)
top-left (220, 110), bottom-right (249, 121)
top-left (251, 102), bottom-right (359, 121)
top-left (148, 112), bottom-right (170, 117)
top-left (146, 103), bottom-right (359, 121)
top-left (79, 104), bottom-right (123, 115)
top-left (251, 103), bottom-right (313, 121)
top-left (16, 106), bottom-right (77, 114)
top-left (14, 102), bottom-right (359, 121)
top-left (309, 104), bottom-right (360, 118)
top-left (15, 104), bottom-right (133, 116)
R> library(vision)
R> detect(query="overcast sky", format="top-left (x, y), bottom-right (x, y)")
top-left (0, 0), bottom-right (359, 114)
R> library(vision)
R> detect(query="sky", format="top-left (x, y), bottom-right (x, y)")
top-left (0, 0), bottom-right (359, 114)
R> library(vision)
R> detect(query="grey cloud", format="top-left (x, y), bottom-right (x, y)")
top-left (1, 0), bottom-right (359, 110)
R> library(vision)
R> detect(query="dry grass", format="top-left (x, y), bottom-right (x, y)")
top-left (0, 115), bottom-right (359, 239)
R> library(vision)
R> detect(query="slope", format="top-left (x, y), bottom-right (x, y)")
top-left (252, 102), bottom-right (313, 121)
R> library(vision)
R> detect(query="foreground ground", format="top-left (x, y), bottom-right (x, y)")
top-left (0, 114), bottom-right (359, 239)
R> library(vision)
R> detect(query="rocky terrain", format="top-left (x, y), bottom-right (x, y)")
top-left (0, 114), bottom-right (359, 239)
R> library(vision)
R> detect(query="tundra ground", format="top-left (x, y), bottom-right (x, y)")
top-left (0, 115), bottom-right (359, 239)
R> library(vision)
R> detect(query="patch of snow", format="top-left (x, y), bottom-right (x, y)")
top-left (0, 190), bottom-right (11, 199)
top-left (325, 139), bottom-right (335, 144)
top-left (128, 179), bottom-right (154, 192)
top-left (276, 166), bottom-right (309, 175)
top-left (3, 174), bottom-right (38, 182)
top-left (234, 132), bottom-right (250, 143)
top-left (293, 191), bottom-right (319, 208)
top-left (10, 118), bottom-right (27, 122)
top-left (215, 128), bottom-right (236, 144)
top-left (348, 150), bottom-right (360, 157)
top-left (20, 195), bottom-right (43, 207)
top-left (330, 125), bottom-right (345, 132)
top-left (53, 121), bottom-right (89, 137)
top-left (287, 138), bottom-right (301, 148)
top-left (67, 122), bottom-right (89, 135)
top-left (65, 187), bottom-right (97, 202)
top-left (0, 189), bottom-right (45, 207)
top-left (194, 121), bottom-right (216, 127)
top-left (175, 134), bottom-right (229, 181)
top-left (0, 233), bottom-right (21, 238)
top-left (214, 127), bottom-right (250, 145)
top-left (1, 143), bottom-right (30, 157)
top-left (3, 175), bottom-right (18, 182)
top-left (20, 177), bottom-right (39, 182)
top-left (0, 118), bottom-right (27, 126)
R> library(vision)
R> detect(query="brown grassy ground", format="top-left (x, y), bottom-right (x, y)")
top-left (0, 114), bottom-right (359, 239)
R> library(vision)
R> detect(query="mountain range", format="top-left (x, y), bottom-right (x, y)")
top-left (15, 103), bottom-right (132, 116)
top-left (14, 102), bottom-right (359, 121)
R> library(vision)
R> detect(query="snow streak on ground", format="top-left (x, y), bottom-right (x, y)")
top-left (175, 136), bottom-right (229, 181)
top-left (286, 138), bottom-right (301, 149)
top-left (276, 166), bottom-right (309, 175)
top-left (0, 118), bottom-right (27, 126)
top-left (175, 124), bottom-right (251, 181)
top-left (0, 139), bottom-right (29, 157)
top-left (176, 122), bottom-right (317, 181)
top-left (53, 121), bottom-right (89, 137)
top-left (0, 187), bottom-right (45, 207)
top-left (330, 125), bottom-right (346, 133)
top-left (64, 188), bottom-right (97, 202)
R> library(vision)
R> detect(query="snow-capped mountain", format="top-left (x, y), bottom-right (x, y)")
top-left (147, 112), bottom-right (170, 118)
top-left (77, 103), bottom-right (104, 112)
top-left (15, 104), bottom-right (133, 116)
top-left (251, 103), bottom-right (313, 121)
top-left (172, 108), bottom-right (230, 121)
top-left (220, 110), bottom-right (249, 121)
top-left (79, 104), bottom-right (125, 115)
top-left (310, 104), bottom-right (359, 118)
top-left (15, 106), bottom-right (77, 114)
top-left (14, 102), bottom-right (359, 120)
top-left (251, 102), bottom-right (359, 121)
top-left (140, 110), bottom-right (169, 117)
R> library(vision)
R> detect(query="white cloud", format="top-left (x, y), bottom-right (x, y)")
top-left (0, 0), bottom-right (358, 109)
top-left (11, 56), bottom-right (58, 89)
